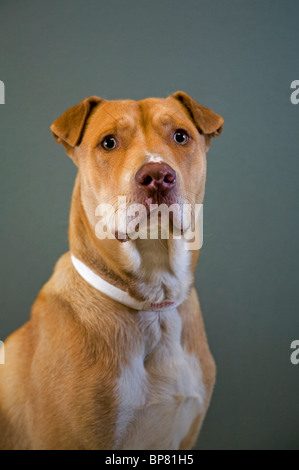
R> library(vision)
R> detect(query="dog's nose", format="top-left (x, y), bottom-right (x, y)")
top-left (135, 162), bottom-right (176, 195)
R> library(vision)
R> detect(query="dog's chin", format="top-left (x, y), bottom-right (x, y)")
top-left (142, 195), bottom-right (178, 212)
top-left (109, 193), bottom-right (187, 243)
top-left (113, 214), bottom-right (184, 243)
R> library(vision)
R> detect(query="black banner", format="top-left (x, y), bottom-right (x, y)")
top-left (99, 452), bottom-right (200, 465)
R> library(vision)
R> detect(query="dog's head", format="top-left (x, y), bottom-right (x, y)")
top-left (51, 92), bottom-right (223, 240)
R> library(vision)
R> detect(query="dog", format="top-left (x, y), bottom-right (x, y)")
top-left (0, 91), bottom-right (223, 450)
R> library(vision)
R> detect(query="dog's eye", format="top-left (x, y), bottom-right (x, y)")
top-left (102, 136), bottom-right (118, 150)
top-left (173, 130), bottom-right (189, 145)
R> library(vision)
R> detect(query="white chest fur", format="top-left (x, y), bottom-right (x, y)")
top-left (114, 309), bottom-right (205, 450)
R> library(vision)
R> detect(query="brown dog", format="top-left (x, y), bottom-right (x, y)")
top-left (0, 91), bottom-right (223, 450)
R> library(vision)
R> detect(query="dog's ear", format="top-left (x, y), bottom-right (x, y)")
top-left (171, 91), bottom-right (224, 150)
top-left (50, 96), bottom-right (102, 156)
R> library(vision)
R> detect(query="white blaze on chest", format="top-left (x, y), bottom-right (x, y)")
top-left (122, 238), bottom-right (193, 306)
top-left (114, 309), bottom-right (205, 450)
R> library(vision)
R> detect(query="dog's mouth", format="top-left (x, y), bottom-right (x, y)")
top-left (97, 186), bottom-right (197, 243)
top-left (112, 195), bottom-right (187, 243)
top-left (113, 215), bottom-right (180, 242)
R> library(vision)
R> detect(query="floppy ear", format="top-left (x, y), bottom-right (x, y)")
top-left (171, 91), bottom-right (224, 150)
top-left (50, 96), bottom-right (102, 156)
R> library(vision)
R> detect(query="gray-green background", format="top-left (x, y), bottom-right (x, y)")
top-left (0, 0), bottom-right (298, 450)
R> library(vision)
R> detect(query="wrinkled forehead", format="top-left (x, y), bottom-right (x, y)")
top-left (90, 100), bottom-right (138, 130)
top-left (85, 97), bottom-right (194, 143)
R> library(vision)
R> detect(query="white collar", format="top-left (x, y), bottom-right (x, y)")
top-left (71, 254), bottom-right (179, 312)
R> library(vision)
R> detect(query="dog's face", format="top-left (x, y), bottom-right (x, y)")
top-left (51, 92), bottom-right (223, 239)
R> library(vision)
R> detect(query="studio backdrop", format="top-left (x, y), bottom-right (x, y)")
top-left (0, 0), bottom-right (298, 450)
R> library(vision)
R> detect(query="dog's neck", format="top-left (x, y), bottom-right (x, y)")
top-left (69, 178), bottom-right (197, 305)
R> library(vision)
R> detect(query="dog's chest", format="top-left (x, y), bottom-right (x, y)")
top-left (114, 309), bottom-right (205, 450)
